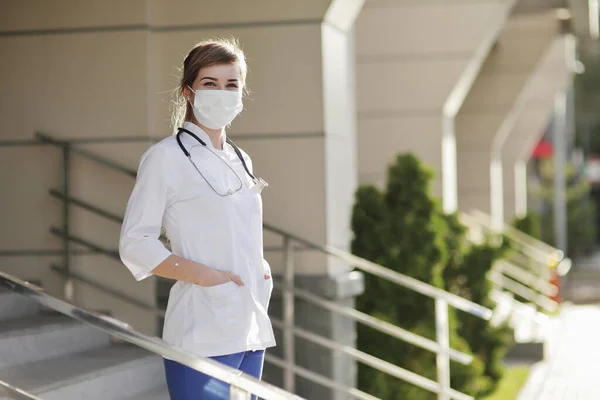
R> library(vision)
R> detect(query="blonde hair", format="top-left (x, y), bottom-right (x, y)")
top-left (171, 38), bottom-right (247, 131)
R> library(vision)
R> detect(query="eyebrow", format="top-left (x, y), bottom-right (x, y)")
top-left (200, 77), bottom-right (239, 82)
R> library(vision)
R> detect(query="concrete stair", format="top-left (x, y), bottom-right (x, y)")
top-left (0, 285), bottom-right (169, 400)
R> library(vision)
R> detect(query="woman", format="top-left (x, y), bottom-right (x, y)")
top-left (119, 38), bottom-right (275, 400)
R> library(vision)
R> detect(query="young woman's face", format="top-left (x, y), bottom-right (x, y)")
top-left (190, 63), bottom-right (242, 93)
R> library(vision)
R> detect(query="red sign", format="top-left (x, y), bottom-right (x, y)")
top-left (531, 139), bottom-right (554, 159)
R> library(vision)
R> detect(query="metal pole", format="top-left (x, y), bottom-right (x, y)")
top-left (62, 145), bottom-right (74, 301)
top-left (229, 386), bottom-right (251, 400)
top-left (553, 92), bottom-right (568, 253)
top-left (590, 0), bottom-right (600, 39)
top-left (514, 159), bottom-right (528, 219)
top-left (283, 237), bottom-right (296, 393)
top-left (435, 298), bottom-right (450, 400)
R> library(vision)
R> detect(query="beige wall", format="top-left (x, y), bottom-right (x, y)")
top-left (567, 0), bottom-right (594, 39)
top-left (0, 0), bottom-right (363, 334)
top-left (0, 2), bottom-right (154, 330)
top-left (356, 0), bottom-right (513, 207)
top-left (501, 36), bottom-right (573, 221)
top-left (456, 10), bottom-right (565, 218)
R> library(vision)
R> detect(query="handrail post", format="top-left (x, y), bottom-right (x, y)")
top-left (435, 298), bottom-right (451, 400)
top-left (283, 236), bottom-right (296, 393)
top-left (229, 386), bottom-right (251, 399)
top-left (62, 144), bottom-right (73, 301)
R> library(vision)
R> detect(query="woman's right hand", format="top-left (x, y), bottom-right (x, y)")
top-left (198, 268), bottom-right (244, 287)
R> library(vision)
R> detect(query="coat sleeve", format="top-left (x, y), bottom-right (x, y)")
top-left (119, 144), bottom-right (174, 281)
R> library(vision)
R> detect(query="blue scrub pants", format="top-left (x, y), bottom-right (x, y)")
top-left (163, 350), bottom-right (265, 400)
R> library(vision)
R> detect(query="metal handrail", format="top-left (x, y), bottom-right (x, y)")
top-left (263, 223), bottom-right (492, 321)
top-left (46, 194), bottom-right (478, 398)
top-left (38, 133), bottom-right (493, 399)
top-left (35, 133), bottom-right (137, 178)
top-left (269, 318), bottom-right (472, 400)
top-left (48, 198), bottom-right (481, 395)
top-left (47, 262), bottom-right (470, 400)
top-left (44, 195), bottom-right (472, 365)
top-left (460, 210), bottom-right (562, 314)
top-left (49, 260), bottom-right (473, 398)
top-left (267, 231), bottom-right (488, 400)
top-left (466, 210), bottom-right (564, 264)
top-left (282, 284), bottom-right (473, 365)
top-left (38, 133), bottom-right (490, 319)
top-left (264, 354), bottom-right (379, 400)
top-left (48, 185), bottom-right (494, 322)
top-left (494, 260), bottom-right (557, 297)
top-left (0, 271), bottom-right (303, 400)
top-left (488, 270), bottom-right (558, 313)
top-left (51, 191), bottom-right (491, 365)
top-left (505, 251), bottom-right (550, 276)
top-left (51, 265), bottom-right (165, 318)
top-left (0, 380), bottom-right (41, 400)
top-left (50, 227), bottom-right (119, 259)
top-left (47, 266), bottom-right (374, 400)
top-left (460, 210), bottom-right (569, 307)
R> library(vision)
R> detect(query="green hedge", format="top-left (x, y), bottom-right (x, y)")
top-left (512, 213), bottom-right (542, 240)
top-left (351, 154), bottom-right (510, 398)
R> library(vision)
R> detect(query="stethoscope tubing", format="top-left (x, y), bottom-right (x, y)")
top-left (177, 128), bottom-right (256, 180)
top-left (176, 127), bottom-right (258, 197)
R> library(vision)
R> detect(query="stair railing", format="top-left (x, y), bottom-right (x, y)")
top-left (31, 132), bottom-right (497, 400)
top-left (459, 210), bottom-right (570, 317)
top-left (0, 380), bottom-right (41, 400)
top-left (0, 271), bottom-right (303, 400)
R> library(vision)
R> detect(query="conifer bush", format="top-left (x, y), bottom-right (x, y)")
top-left (351, 154), bottom-right (488, 399)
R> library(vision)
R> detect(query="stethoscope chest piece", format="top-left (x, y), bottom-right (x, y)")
top-left (251, 177), bottom-right (268, 194)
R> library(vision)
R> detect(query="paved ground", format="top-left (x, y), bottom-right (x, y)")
top-left (518, 304), bottom-right (600, 399)
top-left (571, 251), bottom-right (600, 272)
top-left (563, 252), bottom-right (600, 304)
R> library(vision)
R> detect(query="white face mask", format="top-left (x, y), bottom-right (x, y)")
top-left (188, 87), bottom-right (243, 130)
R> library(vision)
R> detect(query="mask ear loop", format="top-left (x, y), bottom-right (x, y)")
top-left (185, 85), bottom-right (197, 111)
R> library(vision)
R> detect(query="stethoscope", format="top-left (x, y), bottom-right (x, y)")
top-left (176, 127), bottom-right (268, 196)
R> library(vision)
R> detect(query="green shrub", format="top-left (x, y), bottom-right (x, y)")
top-left (511, 213), bottom-right (542, 240)
top-left (442, 213), bottom-right (513, 397)
top-left (351, 154), bottom-right (485, 399)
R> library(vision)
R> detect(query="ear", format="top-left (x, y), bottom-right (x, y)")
top-left (182, 86), bottom-right (193, 102)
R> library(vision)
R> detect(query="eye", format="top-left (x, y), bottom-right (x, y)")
top-left (226, 83), bottom-right (239, 89)
top-left (203, 81), bottom-right (216, 87)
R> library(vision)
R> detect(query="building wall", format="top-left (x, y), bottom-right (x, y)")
top-left (0, 0), bottom-right (360, 336)
top-left (502, 37), bottom-right (573, 221)
top-left (355, 0), bottom-right (513, 207)
top-left (0, 2), bottom-right (156, 332)
top-left (455, 9), bottom-right (566, 217)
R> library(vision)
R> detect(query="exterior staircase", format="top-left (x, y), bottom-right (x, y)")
top-left (0, 284), bottom-right (169, 400)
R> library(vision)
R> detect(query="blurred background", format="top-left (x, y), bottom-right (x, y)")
top-left (1, 0), bottom-right (600, 399)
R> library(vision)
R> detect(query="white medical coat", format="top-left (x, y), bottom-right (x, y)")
top-left (119, 121), bottom-right (276, 358)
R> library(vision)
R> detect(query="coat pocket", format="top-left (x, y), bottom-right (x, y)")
top-left (192, 281), bottom-right (244, 343)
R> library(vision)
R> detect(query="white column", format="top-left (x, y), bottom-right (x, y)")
top-left (514, 159), bottom-right (528, 218)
